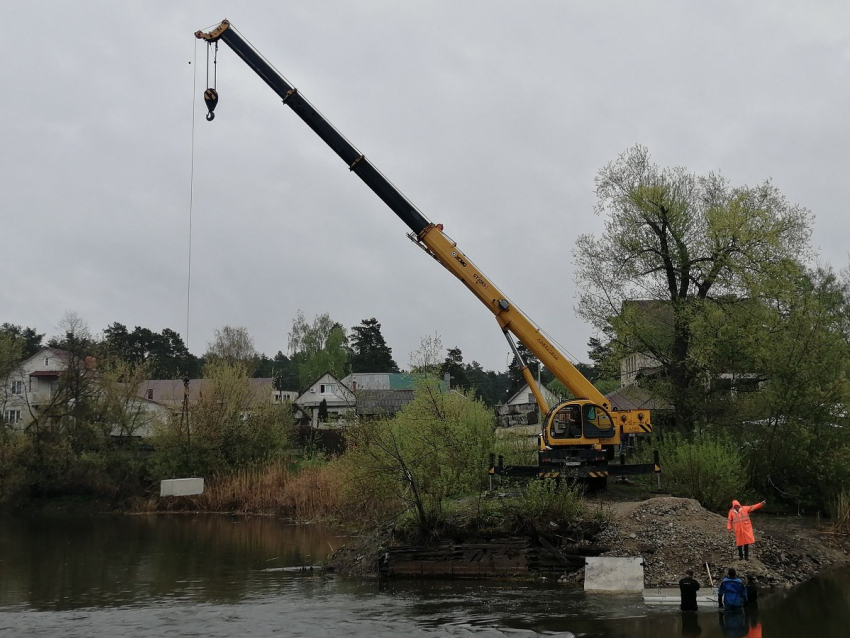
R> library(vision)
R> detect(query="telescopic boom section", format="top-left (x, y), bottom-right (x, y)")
top-left (195, 20), bottom-right (631, 418)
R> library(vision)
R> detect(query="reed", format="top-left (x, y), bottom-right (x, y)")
top-left (830, 488), bottom-right (850, 534)
top-left (148, 461), bottom-right (346, 521)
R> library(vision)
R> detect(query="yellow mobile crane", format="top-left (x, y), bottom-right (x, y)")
top-left (195, 20), bottom-right (659, 486)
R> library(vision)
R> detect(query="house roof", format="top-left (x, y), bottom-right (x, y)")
top-left (22, 347), bottom-right (70, 366)
top-left (506, 381), bottom-right (559, 406)
top-left (355, 389), bottom-right (416, 415)
top-left (28, 370), bottom-right (61, 377)
top-left (341, 372), bottom-right (416, 391)
top-left (138, 378), bottom-right (274, 408)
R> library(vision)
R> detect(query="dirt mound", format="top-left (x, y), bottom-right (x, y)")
top-left (595, 496), bottom-right (848, 589)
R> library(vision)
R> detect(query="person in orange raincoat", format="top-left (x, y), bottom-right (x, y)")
top-left (727, 499), bottom-right (766, 560)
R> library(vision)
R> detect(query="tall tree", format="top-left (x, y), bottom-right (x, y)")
top-left (575, 145), bottom-right (812, 430)
top-left (350, 318), bottom-right (399, 373)
top-left (463, 360), bottom-right (510, 407)
top-left (288, 311), bottom-right (349, 387)
top-left (271, 351), bottom-right (299, 391)
top-left (101, 323), bottom-right (200, 378)
top-left (205, 326), bottom-right (259, 375)
top-left (440, 347), bottom-right (470, 389)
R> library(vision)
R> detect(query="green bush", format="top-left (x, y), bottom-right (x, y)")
top-left (0, 430), bottom-right (30, 504)
top-left (341, 378), bottom-right (495, 535)
top-left (150, 361), bottom-right (295, 479)
top-left (642, 432), bottom-right (746, 511)
top-left (508, 479), bottom-right (585, 530)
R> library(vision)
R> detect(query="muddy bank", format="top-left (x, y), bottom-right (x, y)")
top-left (326, 496), bottom-right (850, 588)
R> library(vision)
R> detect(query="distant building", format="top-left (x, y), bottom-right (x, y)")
top-left (2, 347), bottom-right (167, 437)
top-left (137, 377), bottom-right (276, 410)
top-left (496, 381), bottom-right (560, 429)
top-left (293, 371), bottom-right (434, 427)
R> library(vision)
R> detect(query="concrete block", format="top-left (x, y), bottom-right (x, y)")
top-left (160, 478), bottom-right (204, 497)
top-left (584, 556), bottom-right (644, 592)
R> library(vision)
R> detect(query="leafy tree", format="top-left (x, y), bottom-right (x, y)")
top-left (408, 333), bottom-right (443, 375)
top-left (0, 324), bottom-right (44, 359)
top-left (342, 379), bottom-right (495, 535)
top-left (205, 326), bottom-right (259, 375)
top-left (575, 145), bottom-right (812, 430)
top-left (288, 311), bottom-right (349, 387)
top-left (350, 318), bottom-right (399, 372)
top-left (151, 360), bottom-right (294, 477)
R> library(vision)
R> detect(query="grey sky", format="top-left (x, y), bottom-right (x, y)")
top-left (2, 2), bottom-right (848, 372)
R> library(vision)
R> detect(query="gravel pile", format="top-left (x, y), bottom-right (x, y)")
top-left (594, 496), bottom-right (845, 589)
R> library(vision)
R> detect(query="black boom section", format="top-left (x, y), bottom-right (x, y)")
top-left (219, 28), bottom-right (430, 235)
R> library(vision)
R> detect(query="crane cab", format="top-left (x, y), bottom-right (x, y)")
top-left (542, 399), bottom-right (620, 450)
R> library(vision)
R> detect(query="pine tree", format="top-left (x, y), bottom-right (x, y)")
top-left (350, 318), bottom-right (399, 373)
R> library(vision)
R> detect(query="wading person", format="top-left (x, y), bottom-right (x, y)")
top-left (745, 575), bottom-right (759, 607)
top-left (679, 569), bottom-right (701, 611)
top-left (727, 499), bottom-right (766, 560)
top-left (718, 568), bottom-right (747, 611)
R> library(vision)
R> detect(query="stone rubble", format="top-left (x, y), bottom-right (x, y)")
top-left (593, 496), bottom-right (847, 589)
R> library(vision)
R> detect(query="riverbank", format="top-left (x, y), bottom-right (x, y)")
top-left (327, 494), bottom-right (850, 590)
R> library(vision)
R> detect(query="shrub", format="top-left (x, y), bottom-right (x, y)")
top-left (341, 378), bottom-right (495, 535)
top-left (643, 432), bottom-right (746, 511)
top-left (507, 479), bottom-right (585, 531)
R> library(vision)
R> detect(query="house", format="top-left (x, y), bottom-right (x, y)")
top-left (293, 373), bottom-right (356, 427)
top-left (137, 378), bottom-right (277, 411)
top-left (294, 371), bottom-right (428, 427)
top-left (2, 347), bottom-right (168, 437)
top-left (496, 381), bottom-right (560, 428)
top-left (2, 347), bottom-right (69, 428)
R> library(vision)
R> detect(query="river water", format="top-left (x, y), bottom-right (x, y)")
top-left (0, 514), bottom-right (847, 637)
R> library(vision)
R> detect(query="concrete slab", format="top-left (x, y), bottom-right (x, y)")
top-left (160, 477), bottom-right (204, 496)
top-left (584, 556), bottom-right (644, 592)
top-left (643, 587), bottom-right (717, 607)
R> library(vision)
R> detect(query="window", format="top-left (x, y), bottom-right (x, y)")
top-left (10, 380), bottom-right (23, 395)
top-left (527, 393), bottom-right (534, 403)
top-left (4, 410), bottom-right (21, 425)
top-left (320, 384), bottom-right (337, 394)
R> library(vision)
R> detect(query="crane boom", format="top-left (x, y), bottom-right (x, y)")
top-left (195, 20), bottom-right (656, 482)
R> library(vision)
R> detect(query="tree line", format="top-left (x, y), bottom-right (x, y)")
top-left (2, 312), bottom-right (563, 408)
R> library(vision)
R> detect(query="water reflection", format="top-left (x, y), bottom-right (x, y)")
top-left (0, 513), bottom-right (344, 610)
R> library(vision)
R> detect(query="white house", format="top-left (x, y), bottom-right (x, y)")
top-left (2, 347), bottom-right (69, 428)
top-left (1, 347), bottom-right (168, 437)
top-left (294, 373), bottom-right (356, 427)
top-left (496, 381), bottom-right (560, 429)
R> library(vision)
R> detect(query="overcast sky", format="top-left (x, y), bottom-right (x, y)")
top-left (2, 1), bottom-right (848, 373)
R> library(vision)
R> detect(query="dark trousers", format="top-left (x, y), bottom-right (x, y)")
top-left (738, 544), bottom-right (750, 560)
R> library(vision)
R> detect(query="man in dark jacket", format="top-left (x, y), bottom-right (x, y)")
top-left (679, 569), bottom-right (702, 611)
top-left (745, 575), bottom-right (759, 607)
top-left (718, 568), bottom-right (748, 610)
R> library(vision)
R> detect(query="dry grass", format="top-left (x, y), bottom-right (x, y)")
top-left (146, 461), bottom-right (346, 522)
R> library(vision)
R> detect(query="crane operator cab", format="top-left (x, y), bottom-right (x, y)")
top-left (543, 399), bottom-right (618, 448)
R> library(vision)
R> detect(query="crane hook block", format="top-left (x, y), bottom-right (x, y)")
top-left (204, 88), bottom-right (219, 121)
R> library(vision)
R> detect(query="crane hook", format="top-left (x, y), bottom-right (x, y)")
top-left (204, 88), bottom-right (219, 121)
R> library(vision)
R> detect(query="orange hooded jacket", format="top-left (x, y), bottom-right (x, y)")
top-left (727, 499), bottom-right (764, 546)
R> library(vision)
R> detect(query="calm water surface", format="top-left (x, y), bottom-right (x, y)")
top-left (0, 514), bottom-right (847, 637)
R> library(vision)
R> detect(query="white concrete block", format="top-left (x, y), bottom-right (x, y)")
top-left (584, 556), bottom-right (644, 592)
top-left (160, 478), bottom-right (204, 497)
